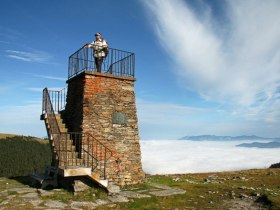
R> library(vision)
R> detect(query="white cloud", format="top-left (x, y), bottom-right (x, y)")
top-left (32, 74), bottom-right (66, 81)
top-left (142, 0), bottom-right (280, 122)
top-left (141, 140), bottom-right (280, 174)
top-left (6, 50), bottom-right (52, 63)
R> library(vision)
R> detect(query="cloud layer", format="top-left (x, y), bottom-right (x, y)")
top-left (6, 50), bottom-right (52, 63)
top-left (141, 140), bottom-right (280, 174)
top-left (142, 0), bottom-right (280, 122)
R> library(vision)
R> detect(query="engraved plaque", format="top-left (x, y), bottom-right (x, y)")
top-left (112, 112), bottom-right (127, 125)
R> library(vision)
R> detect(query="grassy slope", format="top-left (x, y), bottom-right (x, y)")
top-left (0, 133), bottom-right (18, 139)
top-left (0, 134), bottom-right (52, 177)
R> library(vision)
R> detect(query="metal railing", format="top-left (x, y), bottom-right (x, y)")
top-left (42, 88), bottom-right (67, 114)
top-left (56, 132), bottom-right (113, 179)
top-left (55, 132), bottom-right (113, 179)
top-left (42, 88), bottom-right (62, 136)
top-left (42, 88), bottom-right (114, 179)
top-left (68, 44), bottom-right (135, 79)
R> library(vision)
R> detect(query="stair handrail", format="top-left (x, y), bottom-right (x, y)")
top-left (42, 88), bottom-right (62, 135)
top-left (42, 88), bottom-right (119, 179)
top-left (86, 132), bottom-right (114, 179)
top-left (56, 132), bottom-right (99, 172)
top-left (42, 88), bottom-right (63, 166)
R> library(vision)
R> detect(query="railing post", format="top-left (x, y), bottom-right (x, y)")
top-left (104, 147), bottom-right (107, 180)
top-left (57, 91), bottom-right (60, 112)
top-left (42, 88), bottom-right (45, 114)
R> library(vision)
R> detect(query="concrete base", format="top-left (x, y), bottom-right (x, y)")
top-left (98, 180), bottom-right (108, 188)
top-left (58, 167), bottom-right (91, 177)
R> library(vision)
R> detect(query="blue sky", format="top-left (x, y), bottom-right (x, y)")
top-left (1, 0), bottom-right (280, 140)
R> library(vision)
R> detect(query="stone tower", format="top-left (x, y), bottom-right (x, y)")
top-left (62, 47), bottom-right (145, 186)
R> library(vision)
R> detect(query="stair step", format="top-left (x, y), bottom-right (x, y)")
top-left (59, 158), bottom-right (84, 166)
top-left (58, 166), bottom-right (92, 177)
top-left (59, 151), bottom-right (79, 159)
top-left (53, 139), bottom-right (75, 146)
top-left (88, 172), bottom-right (108, 188)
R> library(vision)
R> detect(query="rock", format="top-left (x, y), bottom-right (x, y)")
top-left (149, 188), bottom-right (186, 197)
top-left (21, 192), bottom-right (39, 200)
top-left (207, 174), bottom-right (218, 180)
top-left (44, 200), bottom-right (68, 208)
top-left (149, 183), bottom-right (172, 190)
top-left (8, 187), bottom-right (37, 194)
top-left (239, 194), bottom-right (250, 199)
top-left (120, 191), bottom-right (151, 198)
top-left (0, 190), bottom-right (8, 196)
top-left (107, 182), bottom-right (121, 195)
top-left (0, 200), bottom-right (9, 206)
top-left (108, 194), bottom-right (129, 203)
top-left (95, 199), bottom-right (109, 206)
top-left (107, 203), bottom-right (117, 208)
top-left (29, 199), bottom-right (44, 208)
top-left (37, 189), bottom-right (55, 196)
top-left (70, 201), bottom-right (97, 209)
top-left (73, 180), bottom-right (91, 193)
top-left (251, 192), bottom-right (261, 197)
top-left (172, 177), bottom-right (181, 182)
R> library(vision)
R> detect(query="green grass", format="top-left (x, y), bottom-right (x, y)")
top-left (0, 169), bottom-right (279, 209)
top-left (0, 135), bottom-right (52, 177)
top-left (116, 169), bottom-right (280, 210)
top-left (0, 133), bottom-right (18, 139)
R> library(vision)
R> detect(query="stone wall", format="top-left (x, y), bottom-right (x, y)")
top-left (64, 72), bottom-right (145, 185)
top-left (63, 74), bottom-right (84, 133)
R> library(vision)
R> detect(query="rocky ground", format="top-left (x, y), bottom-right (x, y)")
top-left (0, 178), bottom-right (186, 209)
top-left (0, 169), bottom-right (279, 209)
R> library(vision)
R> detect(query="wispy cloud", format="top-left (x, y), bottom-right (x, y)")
top-left (0, 26), bottom-right (23, 42)
top-left (32, 74), bottom-right (66, 81)
top-left (141, 140), bottom-right (280, 174)
top-left (6, 50), bottom-right (52, 63)
top-left (142, 0), bottom-right (280, 122)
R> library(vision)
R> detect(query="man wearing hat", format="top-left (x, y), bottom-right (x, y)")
top-left (86, 33), bottom-right (108, 72)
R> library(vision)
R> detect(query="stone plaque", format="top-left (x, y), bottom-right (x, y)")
top-left (112, 112), bottom-right (127, 125)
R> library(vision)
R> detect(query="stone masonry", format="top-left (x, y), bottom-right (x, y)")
top-left (63, 71), bottom-right (145, 186)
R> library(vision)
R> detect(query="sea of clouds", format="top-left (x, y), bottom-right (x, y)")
top-left (140, 140), bottom-right (280, 174)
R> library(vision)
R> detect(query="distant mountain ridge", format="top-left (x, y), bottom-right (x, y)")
top-left (179, 135), bottom-right (280, 141)
top-left (236, 141), bottom-right (280, 148)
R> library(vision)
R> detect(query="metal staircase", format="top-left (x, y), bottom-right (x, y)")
top-left (41, 88), bottom-right (115, 188)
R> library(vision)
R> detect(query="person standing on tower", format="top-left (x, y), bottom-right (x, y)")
top-left (86, 33), bottom-right (108, 72)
